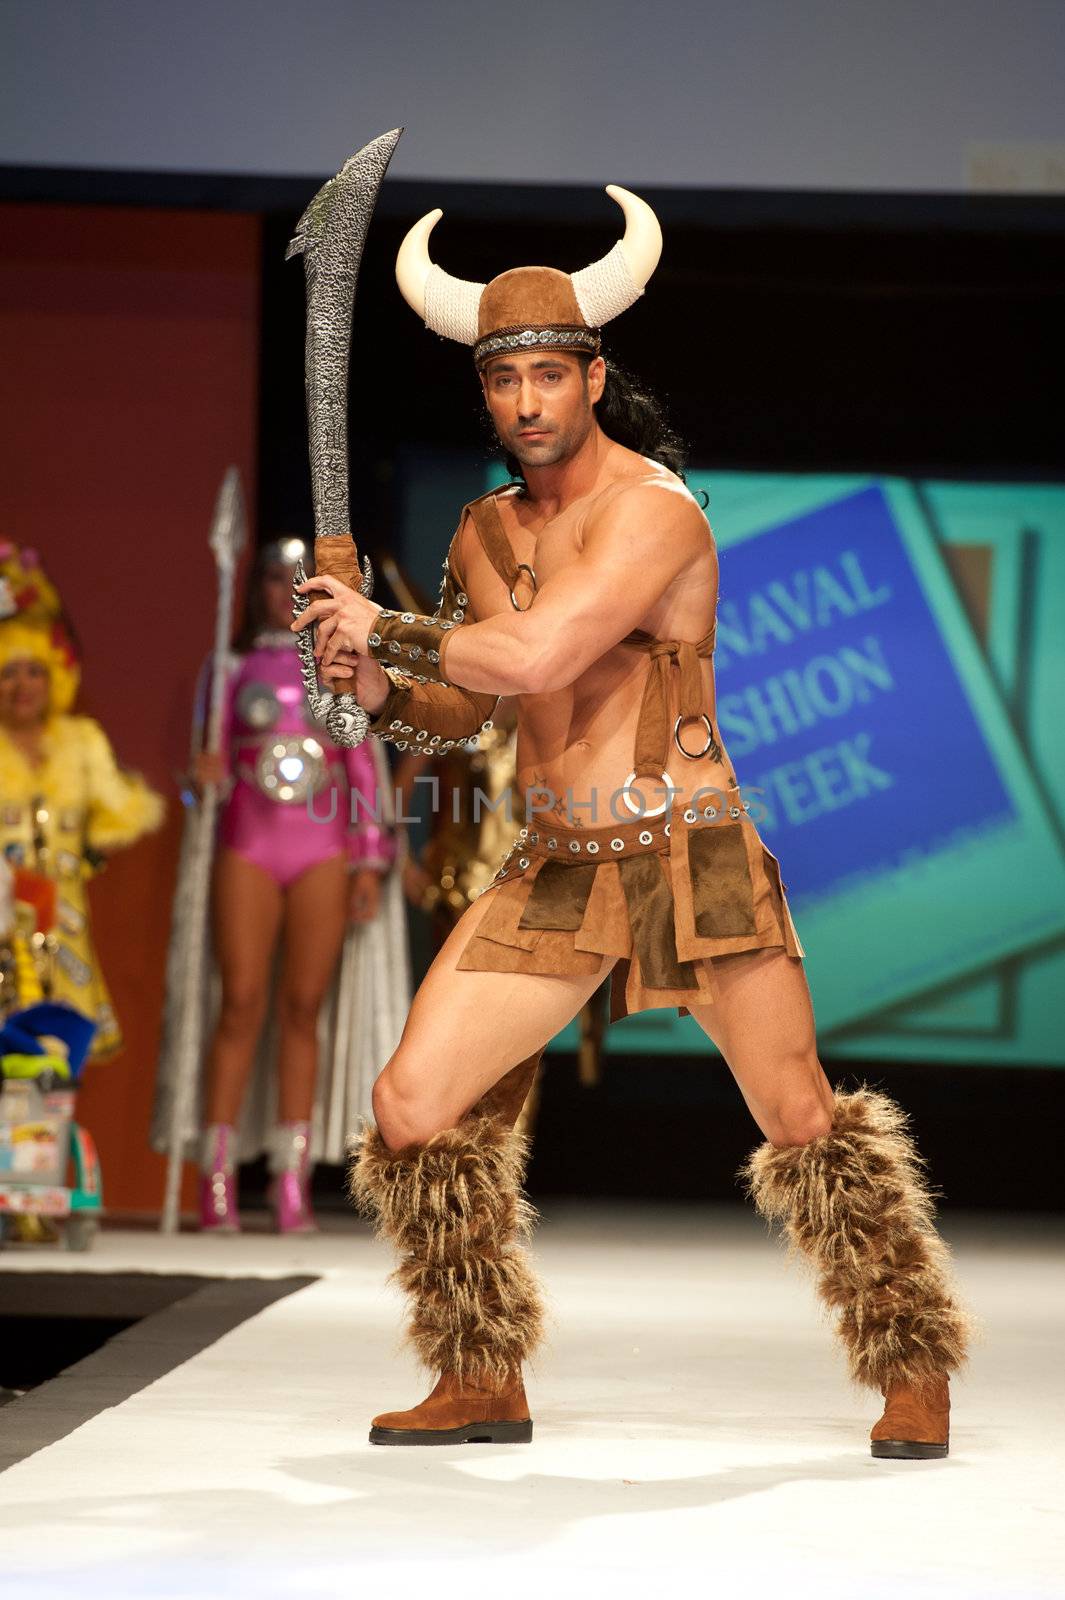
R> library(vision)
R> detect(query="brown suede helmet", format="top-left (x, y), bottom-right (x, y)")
top-left (395, 186), bottom-right (662, 368)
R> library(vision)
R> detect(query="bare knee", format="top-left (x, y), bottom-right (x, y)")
top-left (276, 987), bottom-right (322, 1037)
top-left (372, 1059), bottom-right (451, 1152)
top-left (762, 1070), bottom-right (835, 1148)
top-left (218, 985), bottom-right (268, 1038)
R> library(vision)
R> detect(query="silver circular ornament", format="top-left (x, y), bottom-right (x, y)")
top-left (254, 736), bottom-right (327, 804)
top-left (235, 681), bottom-right (281, 731)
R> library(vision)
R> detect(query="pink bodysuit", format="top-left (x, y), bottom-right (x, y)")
top-left (209, 634), bottom-right (393, 888)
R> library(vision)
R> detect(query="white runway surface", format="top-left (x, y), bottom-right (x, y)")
top-left (1, 1203), bottom-right (1063, 1600)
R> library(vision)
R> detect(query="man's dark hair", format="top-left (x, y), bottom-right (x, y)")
top-left (491, 354), bottom-right (689, 484)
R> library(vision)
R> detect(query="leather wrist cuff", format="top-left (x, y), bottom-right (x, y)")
top-left (367, 610), bottom-right (457, 684)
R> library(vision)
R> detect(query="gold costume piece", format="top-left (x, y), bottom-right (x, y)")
top-left (0, 717), bottom-right (164, 1056)
top-left (420, 719), bottom-right (521, 921)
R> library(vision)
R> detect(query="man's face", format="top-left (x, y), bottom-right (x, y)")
top-left (480, 351), bottom-right (605, 468)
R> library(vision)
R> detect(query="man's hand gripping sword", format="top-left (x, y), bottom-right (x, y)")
top-left (291, 575), bottom-right (373, 747)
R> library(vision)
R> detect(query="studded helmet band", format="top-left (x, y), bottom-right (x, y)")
top-left (473, 325), bottom-right (602, 369)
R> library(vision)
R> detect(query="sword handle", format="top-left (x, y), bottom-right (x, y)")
top-left (314, 534), bottom-right (362, 694)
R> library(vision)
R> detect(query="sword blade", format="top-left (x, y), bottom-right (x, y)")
top-left (286, 127), bottom-right (403, 544)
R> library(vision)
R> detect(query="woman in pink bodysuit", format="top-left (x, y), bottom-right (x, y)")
top-left (195, 539), bottom-right (395, 1234)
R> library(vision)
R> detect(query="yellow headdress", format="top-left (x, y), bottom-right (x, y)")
top-left (0, 543), bottom-right (80, 715)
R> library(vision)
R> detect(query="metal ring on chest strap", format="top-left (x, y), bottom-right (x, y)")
top-left (674, 712), bottom-right (717, 761)
top-left (620, 769), bottom-right (672, 818)
top-left (509, 563), bottom-right (538, 612)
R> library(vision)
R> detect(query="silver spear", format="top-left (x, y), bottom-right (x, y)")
top-left (159, 466), bottom-right (247, 1234)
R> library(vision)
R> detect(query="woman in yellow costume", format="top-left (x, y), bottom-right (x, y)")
top-left (0, 543), bottom-right (164, 1056)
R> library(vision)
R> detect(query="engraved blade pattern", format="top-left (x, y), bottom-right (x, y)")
top-left (286, 127), bottom-right (403, 545)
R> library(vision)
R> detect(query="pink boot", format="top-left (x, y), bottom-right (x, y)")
top-left (199, 1124), bottom-right (241, 1233)
top-left (269, 1121), bottom-right (318, 1235)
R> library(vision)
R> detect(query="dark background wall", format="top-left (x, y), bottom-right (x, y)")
top-left (254, 184), bottom-right (1065, 555)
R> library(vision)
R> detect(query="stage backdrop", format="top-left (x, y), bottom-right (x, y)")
top-left (3, 0), bottom-right (1063, 194)
top-left (0, 202), bottom-right (261, 1214)
top-left (462, 466), bottom-right (1065, 1066)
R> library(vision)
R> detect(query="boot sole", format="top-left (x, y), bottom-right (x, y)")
top-left (871, 1439), bottom-right (948, 1460)
top-left (369, 1419), bottom-right (533, 1447)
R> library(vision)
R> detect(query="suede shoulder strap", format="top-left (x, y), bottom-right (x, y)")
top-left (461, 486), bottom-right (523, 590)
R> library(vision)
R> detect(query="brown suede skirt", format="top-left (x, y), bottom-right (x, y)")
top-left (455, 795), bottom-right (804, 1021)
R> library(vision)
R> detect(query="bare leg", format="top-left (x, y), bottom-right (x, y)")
top-left (204, 849), bottom-right (284, 1126)
top-left (686, 947), bottom-right (835, 1147)
top-left (698, 947), bottom-right (970, 1450)
top-left (352, 890), bottom-right (590, 1432)
top-left (372, 891), bottom-right (613, 1150)
top-left (275, 852), bottom-right (350, 1123)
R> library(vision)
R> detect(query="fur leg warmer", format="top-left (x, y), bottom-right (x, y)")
top-left (348, 1110), bottom-right (545, 1386)
top-left (741, 1087), bottom-right (972, 1393)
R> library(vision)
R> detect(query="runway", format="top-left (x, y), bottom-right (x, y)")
top-left (1, 1203), bottom-right (1062, 1599)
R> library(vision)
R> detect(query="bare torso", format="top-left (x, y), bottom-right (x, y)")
top-left (454, 446), bottom-right (738, 828)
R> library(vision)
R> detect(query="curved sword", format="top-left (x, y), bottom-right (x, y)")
top-left (287, 126), bottom-right (402, 744)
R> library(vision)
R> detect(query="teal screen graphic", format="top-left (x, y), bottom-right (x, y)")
top-left (713, 483), bottom-right (1012, 891)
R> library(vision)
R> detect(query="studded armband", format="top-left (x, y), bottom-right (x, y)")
top-left (364, 548), bottom-right (490, 750)
top-left (367, 609), bottom-right (462, 684)
top-left (367, 670), bottom-right (497, 753)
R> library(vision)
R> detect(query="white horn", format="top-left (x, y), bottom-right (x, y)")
top-left (570, 184), bottom-right (663, 328)
top-left (607, 184), bottom-right (663, 288)
top-left (395, 208), bottom-right (485, 345)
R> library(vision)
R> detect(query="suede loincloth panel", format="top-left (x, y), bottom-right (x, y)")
top-left (455, 801), bottom-right (804, 1021)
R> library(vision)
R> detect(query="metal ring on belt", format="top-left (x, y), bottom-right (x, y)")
top-left (509, 563), bottom-right (538, 612)
top-left (674, 712), bottom-right (717, 760)
top-left (619, 769), bottom-right (673, 818)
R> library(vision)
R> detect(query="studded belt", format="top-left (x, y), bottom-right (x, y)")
top-left (493, 793), bottom-right (751, 881)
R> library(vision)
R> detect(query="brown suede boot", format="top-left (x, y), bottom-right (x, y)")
top-left (349, 1100), bottom-right (544, 1447)
top-left (370, 1368), bottom-right (533, 1446)
top-left (741, 1088), bottom-right (971, 1460)
top-left (871, 1373), bottom-right (950, 1460)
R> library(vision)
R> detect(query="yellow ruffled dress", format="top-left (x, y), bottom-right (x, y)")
top-left (0, 716), bottom-right (164, 1057)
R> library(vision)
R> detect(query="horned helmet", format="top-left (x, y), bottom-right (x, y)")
top-left (395, 186), bottom-right (663, 368)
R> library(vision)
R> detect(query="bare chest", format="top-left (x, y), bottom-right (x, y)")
top-left (502, 502), bottom-right (587, 589)
top-left (462, 496), bottom-right (590, 621)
